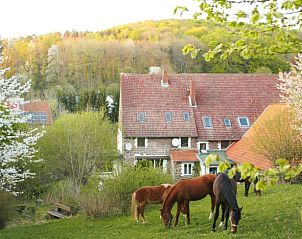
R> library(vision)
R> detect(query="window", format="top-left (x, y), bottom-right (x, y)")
top-left (182, 163), bottom-right (193, 175)
top-left (165, 112), bottom-right (172, 122)
top-left (224, 118), bottom-right (232, 127)
top-left (220, 141), bottom-right (230, 149)
top-left (238, 117), bottom-right (250, 127)
top-left (137, 137), bottom-right (146, 147)
top-left (21, 112), bottom-right (48, 124)
top-left (183, 112), bottom-right (190, 121)
top-left (209, 166), bottom-right (218, 175)
top-left (202, 116), bottom-right (212, 128)
top-left (198, 142), bottom-right (209, 153)
top-left (180, 137), bottom-right (189, 147)
top-left (138, 112), bottom-right (145, 123)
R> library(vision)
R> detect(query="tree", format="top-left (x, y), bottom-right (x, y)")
top-left (38, 111), bottom-right (117, 193)
top-left (279, 53), bottom-right (302, 132)
top-left (177, 1), bottom-right (302, 60)
top-left (0, 59), bottom-right (43, 195)
top-left (251, 106), bottom-right (302, 165)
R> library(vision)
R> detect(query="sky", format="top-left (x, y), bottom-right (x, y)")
top-left (0, 0), bottom-right (196, 39)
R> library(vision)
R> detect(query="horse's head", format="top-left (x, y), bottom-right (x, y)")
top-left (160, 208), bottom-right (173, 229)
top-left (230, 207), bottom-right (243, 233)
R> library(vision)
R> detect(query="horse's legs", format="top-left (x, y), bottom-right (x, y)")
top-left (254, 177), bottom-right (261, 196)
top-left (185, 201), bottom-right (190, 225)
top-left (174, 202), bottom-right (181, 227)
top-left (245, 180), bottom-right (251, 197)
top-left (212, 202), bottom-right (220, 232)
top-left (141, 204), bottom-right (147, 223)
top-left (209, 193), bottom-right (215, 219)
top-left (224, 205), bottom-right (230, 230)
top-left (136, 204), bottom-right (141, 222)
top-left (219, 203), bottom-right (226, 227)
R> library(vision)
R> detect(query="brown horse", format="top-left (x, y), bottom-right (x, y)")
top-left (131, 184), bottom-right (173, 223)
top-left (212, 173), bottom-right (243, 234)
top-left (160, 174), bottom-right (216, 228)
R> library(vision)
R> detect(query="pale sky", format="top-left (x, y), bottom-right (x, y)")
top-left (0, 0), bottom-right (196, 39)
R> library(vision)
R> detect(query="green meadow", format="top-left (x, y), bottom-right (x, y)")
top-left (1, 184), bottom-right (301, 239)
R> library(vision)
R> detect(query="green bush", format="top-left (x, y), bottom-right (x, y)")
top-left (46, 179), bottom-right (80, 215)
top-left (0, 191), bottom-right (15, 229)
top-left (81, 164), bottom-right (173, 218)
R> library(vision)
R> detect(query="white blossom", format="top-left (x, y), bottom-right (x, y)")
top-left (0, 53), bottom-right (43, 194)
top-left (278, 53), bottom-right (302, 133)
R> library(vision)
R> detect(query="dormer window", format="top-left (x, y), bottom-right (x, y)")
top-left (224, 118), bottom-right (232, 127)
top-left (238, 117), bottom-right (250, 127)
top-left (138, 112), bottom-right (145, 123)
top-left (202, 116), bottom-right (212, 128)
top-left (165, 112), bottom-right (172, 122)
top-left (183, 112), bottom-right (190, 121)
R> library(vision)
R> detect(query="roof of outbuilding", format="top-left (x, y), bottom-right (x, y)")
top-left (226, 104), bottom-right (288, 170)
top-left (120, 73), bottom-right (280, 140)
top-left (170, 149), bottom-right (199, 162)
top-left (21, 101), bottom-right (53, 125)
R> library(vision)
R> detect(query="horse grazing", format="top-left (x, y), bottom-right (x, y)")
top-left (160, 174), bottom-right (216, 228)
top-left (234, 171), bottom-right (261, 197)
top-left (131, 184), bottom-right (172, 223)
top-left (212, 173), bottom-right (243, 233)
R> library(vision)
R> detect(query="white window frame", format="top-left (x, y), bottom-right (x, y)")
top-left (237, 117), bottom-right (250, 127)
top-left (183, 112), bottom-right (190, 121)
top-left (202, 116), bottom-right (213, 128)
top-left (179, 137), bottom-right (191, 148)
top-left (208, 166), bottom-right (218, 175)
top-left (135, 137), bottom-right (148, 148)
top-left (181, 163), bottom-right (194, 176)
top-left (198, 141), bottom-right (209, 153)
top-left (223, 118), bottom-right (232, 127)
top-left (138, 112), bottom-right (145, 123)
top-left (165, 112), bottom-right (172, 122)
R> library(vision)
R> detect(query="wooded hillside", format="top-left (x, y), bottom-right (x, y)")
top-left (0, 19), bottom-right (292, 110)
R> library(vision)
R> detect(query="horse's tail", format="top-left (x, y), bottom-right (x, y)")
top-left (131, 191), bottom-right (137, 221)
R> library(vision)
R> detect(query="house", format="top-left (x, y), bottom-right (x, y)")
top-left (20, 101), bottom-right (53, 125)
top-left (118, 71), bottom-right (280, 179)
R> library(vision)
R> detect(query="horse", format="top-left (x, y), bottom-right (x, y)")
top-left (131, 184), bottom-right (173, 223)
top-left (160, 174), bottom-right (216, 228)
top-left (234, 171), bottom-right (261, 197)
top-left (212, 173), bottom-right (243, 234)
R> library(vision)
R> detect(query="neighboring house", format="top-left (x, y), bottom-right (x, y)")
top-left (118, 71), bottom-right (280, 179)
top-left (226, 104), bottom-right (287, 170)
top-left (20, 101), bottom-right (53, 125)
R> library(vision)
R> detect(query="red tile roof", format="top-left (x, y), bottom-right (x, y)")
top-left (226, 104), bottom-right (288, 170)
top-left (20, 101), bottom-right (53, 125)
top-left (120, 73), bottom-right (280, 139)
top-left (170, 149), bottom-right (198, 162)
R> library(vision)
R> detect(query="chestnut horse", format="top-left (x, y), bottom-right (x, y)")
top-left (160, 174), bottom-right (216, 228)
top-left (131, 184), bottom-right (173, 223)
top-left (212, 173), bottom-right (243, 234)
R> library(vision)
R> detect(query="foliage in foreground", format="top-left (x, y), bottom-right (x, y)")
top-left (1, 184), bottom-right (301, 238)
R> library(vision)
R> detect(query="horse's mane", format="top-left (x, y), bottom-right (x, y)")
top-left (219, 174), bottom-right (238, 209)
top-left (162, 183), bottom-right (178, 209)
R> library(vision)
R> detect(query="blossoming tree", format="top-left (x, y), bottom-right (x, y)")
top-left (0, 56), bottom-right (43, 195)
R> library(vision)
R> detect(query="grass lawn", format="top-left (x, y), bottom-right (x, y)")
top-left (1, 184), bottom-right (301, 239)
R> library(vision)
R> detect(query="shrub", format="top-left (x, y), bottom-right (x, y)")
top-left (81, 164), bottom-right (173, 218)
top-left (0, 191), bottom-right (15, 229)
top-left (45, 179), bottom-right (80, 215)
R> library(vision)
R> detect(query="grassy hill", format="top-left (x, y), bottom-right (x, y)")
top-left (1, 184), bottom-right (301, 239)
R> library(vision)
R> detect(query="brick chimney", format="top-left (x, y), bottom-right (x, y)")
top-left (161, 68), bottom-right (169, 87)
top-left (189, 80), bottom-right (196, 107)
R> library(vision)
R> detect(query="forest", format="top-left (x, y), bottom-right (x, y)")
top-left (0, 19), bottom-right (296, 120)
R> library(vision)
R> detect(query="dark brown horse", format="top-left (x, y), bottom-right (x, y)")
top-left (212, 173), bottom-right (243, 233)
top-left (234, 171), bottom-right (261, 197)
top-left (131, 184), bottom-right (172, 223)
top-left (160, 174), bottom-right (216, 228)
